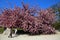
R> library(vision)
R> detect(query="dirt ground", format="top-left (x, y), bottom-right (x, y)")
top-left (0, 28), bottom-right (60, 40)
top-left (0, 32), bottom-right (60, 40)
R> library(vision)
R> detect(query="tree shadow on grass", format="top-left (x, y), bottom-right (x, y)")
top-left (13, 30), bottom-right (56, 38)
top-left (15, 30), bottom-right (42, 36)
top-left (16, 30), bottom-right (30, 35)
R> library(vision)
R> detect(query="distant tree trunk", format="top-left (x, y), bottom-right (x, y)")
top-left (14, 29), bottom-right (17, 34)
top-left (8, 27), bottom-right (13, 38)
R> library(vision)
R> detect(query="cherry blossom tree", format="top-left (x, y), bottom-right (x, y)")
top-left (0, 3), bottom-right (56, 37)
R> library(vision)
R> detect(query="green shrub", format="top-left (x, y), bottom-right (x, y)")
top-left (52, 21), bottom-right (60, 31)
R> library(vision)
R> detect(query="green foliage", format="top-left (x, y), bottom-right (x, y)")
top-left (51, 3), bottom-right (60, 31)
top-left (52, 21), bottom-right (60, 30)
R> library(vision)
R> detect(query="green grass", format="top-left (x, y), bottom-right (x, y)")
top-left (0, 27), bottom-right (23, 34)
top-left (0, 27), bottom-right (4, 34)
top-left (14, 28), bottom-right (23, 30)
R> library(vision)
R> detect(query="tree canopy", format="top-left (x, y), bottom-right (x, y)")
top-left (0, 3), bottom-right (56, 34)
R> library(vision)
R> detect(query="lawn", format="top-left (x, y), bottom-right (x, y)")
top-left (0, 27), bottom-right (23, 34)
top-left (0, 27), bottom-right (4, 34)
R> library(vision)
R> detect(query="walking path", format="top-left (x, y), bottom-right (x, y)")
top-left (0, 28), bottom-right (60, 40)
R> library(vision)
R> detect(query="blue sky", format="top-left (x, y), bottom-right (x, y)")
top-left (0, 0), bottom-right (60, 9)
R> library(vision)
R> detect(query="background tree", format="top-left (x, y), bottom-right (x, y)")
top-left (51, 2), bottom-right (60, 30)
